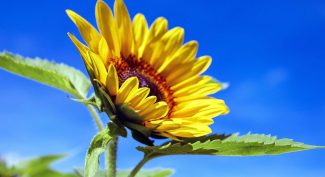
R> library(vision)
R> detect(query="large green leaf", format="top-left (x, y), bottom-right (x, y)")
top-left (137, 133), bottom-right (323, 158)
top-left (0, 52), bottom-right (90, 98)
top-left (85, 128), bottom-right (112, 177)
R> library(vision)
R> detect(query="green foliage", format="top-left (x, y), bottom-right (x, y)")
top-left (0, 160), bottom-right (17, 177)
top-left (0, 52), bottom-right (90, 98)
top-left (71, 94), bottom-right (102, 110)
top-left (75, 169), bottom-right (174, 177)
top-left (117, 169), bottom-right (173, 177)
top-left (17, 155), bottom-right (65, 176)
top-left (85, 128), bottom-right (114, 177)
top-left (137, 133), bottom-right (323, 158)
top-left (0, 155), bottom-right (77, 177)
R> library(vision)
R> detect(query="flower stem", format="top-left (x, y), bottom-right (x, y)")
top-left (84, 104), bottom-right (104, 131)
top-left (128, 157), bottom-right (150, 177)
top-left (106, 137), bottom-right (118, 177)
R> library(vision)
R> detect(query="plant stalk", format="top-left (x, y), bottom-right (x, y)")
top-left (106, 137), bottom-right (118, 177)
top-left (128, 157), bottom-right (150, 177)
top-left (84, 104), bottom-right (104, 131)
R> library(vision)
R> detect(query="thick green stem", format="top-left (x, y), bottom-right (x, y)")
top-left (106, 137), bottom-right (118, 177)
top-left (84, 104), bottom-right (104, 131)
top-left (128, 157), bottom-right (150, 177)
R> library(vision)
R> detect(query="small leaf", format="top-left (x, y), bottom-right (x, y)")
top-left (85, 128), bottom-right (114, 177)
top-left (0, 52), bottom-right (90, 98)
top-left (137, 133), bottom-right (323, 158)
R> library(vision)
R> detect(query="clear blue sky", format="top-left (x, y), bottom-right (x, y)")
top-left (1, 0), bottom-right (325, 176)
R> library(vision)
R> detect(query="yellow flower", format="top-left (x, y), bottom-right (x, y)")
top-left (67, 0), bottom-right (229, 140)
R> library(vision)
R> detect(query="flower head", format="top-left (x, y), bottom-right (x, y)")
top-left (67, 0), bottom-right (229, 143)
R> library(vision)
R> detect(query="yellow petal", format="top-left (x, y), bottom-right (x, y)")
top-left (141, 101), bottom-right (168, 120)
top-left (174, 83), bottom-right (222, 101)
top-left (95, 1), bottom-right (120, 56)
top-left (175, 97), bottom-right (219, 107)
top-left (171, 75), bottom-right (211, 91)
top-left (167, 125), bottom-right (212, 137)
top-left (106, 64), bottom-right (119, 96)
top-left (166, 56), bottom-right (212, 86)
top-left (194, 56), bottom-right (212, 75)
top-left (142, 17), bottom-right (168, 63)
top-left (152, 27), bottom-right (184, 70)
top-left (173, 78), bottom-right (220, 97)
top-left (150, 120), bottom-right (181, 131)
top-left (66, 10), bottom-right (101, 52)
top-left (132, 13), bottom-right (148, 58)
top-left (159, 40), bottom-right (198, 73)
top-left (165, 61), bottom-right (195, 83)
top-left (147, 17), bottom-right (168, 44)
top-left (115, 77), bottom-right (139, 105)
top-left (136, 96), bottom-right (157, 109)
top-left (114, 0), bottom-right (134, 57)
top-left (128, 87), bottom-right (150, 107)
top-left (67, 33), bottom-right (92, 69)
top-left (98, 37), bottom-right (111, 64)
top-left (88, 51), bottom-right (107, 84)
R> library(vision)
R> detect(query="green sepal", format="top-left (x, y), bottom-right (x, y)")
top-left (117, 104), bottom-right (144, 124)
top-left (96, 84), bottom-right (116, 115)
top-left (108, 121), bottom-right (127, 138)
top-left (116, 104), bottom-right (156, 145)
top-left (131, 129), bottom-right (154, 146)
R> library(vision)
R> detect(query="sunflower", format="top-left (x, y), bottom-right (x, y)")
top-left (67, 0), bottom-right (229, 141)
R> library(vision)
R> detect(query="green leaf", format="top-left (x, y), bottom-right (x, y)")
top-left (0, 52), bottom-right (90, 98)
top-left (28, 169), bottom-right (78, 177)
top-left (71, 93), bottom-right (102, 110)
top-left (16, 155), bottom-right (64, 175)
top-left (117, 169), bottom-right (174, 177)
top-left (12, 155), bottom-right (77, 177)
top-left (0, 160), bottom-right (17, 177)
top-left (85, 128), bottom-right (113, 177)
top-left (75, 169), bottom-right (173, 177)
top-left (137, 133), bottom-right (323, 158)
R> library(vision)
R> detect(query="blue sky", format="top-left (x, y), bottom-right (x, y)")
top-left (1, 0), bottom-right (325, 176)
